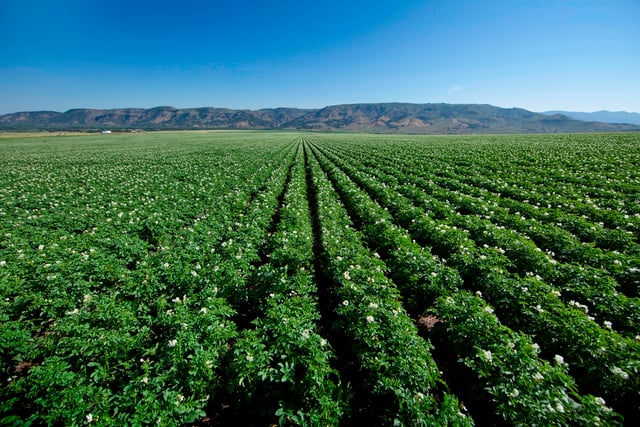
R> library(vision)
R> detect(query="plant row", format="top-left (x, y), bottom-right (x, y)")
top-left (304, 141), bottom-right (472, 426)
top-left (0, 136), bottom-right (296, 425)
top-left (320, 141), bottom-right (640, 328)
top-left (224, 141), bottom-right (345, 425)
top-left (309, 138), bottom-right (640, 420)
top-left (308, 141), bottom-right (619, 425)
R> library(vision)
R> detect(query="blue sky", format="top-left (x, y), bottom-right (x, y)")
top-left (1, 0), bottom-right (639, 114)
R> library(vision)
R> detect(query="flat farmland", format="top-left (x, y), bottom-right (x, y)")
top-left (1, 131), bottom-right (639, 426)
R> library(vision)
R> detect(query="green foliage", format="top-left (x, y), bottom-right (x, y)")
top-left (1, 131), bottom-right (639, 425)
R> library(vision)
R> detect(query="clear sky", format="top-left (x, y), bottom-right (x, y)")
top-left (1, 0), bottom-right (639, 114)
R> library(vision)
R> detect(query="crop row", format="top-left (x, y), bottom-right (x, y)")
top-left (1, 135), bottom-right (298, 425)
top-left (317, 140), bottom-right (640, 327)
top-left (2, 132), bottom-right (639, 426)
top-left (306, 141), bottom-right (619, 425)
top-left (307, 137), bottom-right (639, 421)
top-left (304, 140), bottom-right (472, 426)
top-left (325, 135), bottom-right (640, 251)
top-left (224, 141), bottom-right (343, 424)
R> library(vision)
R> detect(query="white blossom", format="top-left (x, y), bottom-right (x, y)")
top-left (175, 394), bottom-right (184, 406)
top-left (168, 339), bottom-right (177, 348)
top-left (569, 300), bottom-right (589, 314)
top-left (611, 366), bottom-right (629, 380)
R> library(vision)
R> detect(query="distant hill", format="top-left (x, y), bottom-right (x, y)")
top-left (0, 107), bottom-right (312, 131)
top-left (284, 103), bottom-right (640, 133)
top-left (542, 110), bottom-right (640, 126)
top-left (2, 103), bottom-right (639, 133)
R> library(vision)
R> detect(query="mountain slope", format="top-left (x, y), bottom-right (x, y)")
top-left (542, 110), bottom-right (640, 126)
top-left (0, 107), bottom-right (313, 131)
top-left (1, 103), bottom-right (639, 133)
top-left (283, 103), bottom-right (640, 133)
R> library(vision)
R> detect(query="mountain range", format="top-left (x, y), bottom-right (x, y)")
top-left (1, 103), bottom-right (639, 134)
top-left (542, 110), bottom-right (640, 126)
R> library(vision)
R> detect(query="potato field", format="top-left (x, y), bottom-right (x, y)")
top-left (1, 131), bottom-right (639, 426)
